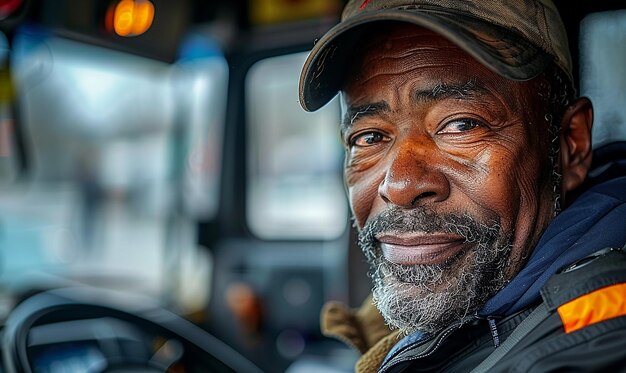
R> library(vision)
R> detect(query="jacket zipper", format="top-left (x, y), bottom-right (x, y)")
top-left (488, 318), bottom-right (500, 348)
top-left (378, 316), bottom-right (475, 373)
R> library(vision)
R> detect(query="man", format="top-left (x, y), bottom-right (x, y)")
top-left (299, 1), bottom-right (626, 372)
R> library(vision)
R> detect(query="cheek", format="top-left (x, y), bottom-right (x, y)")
top-left (455, 147), bottom-right (515, 211)
top-left (450, 152), bottom-right (518, 228)
top-left (467, 139), bottom-right (548, 233)
top-left (346, 170), bottom-right (383, 229)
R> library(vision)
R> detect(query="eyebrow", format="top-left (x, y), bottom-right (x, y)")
top-left (341, 102), bottom-right (390, 135)
top-left (340, 80), bottom-right (488, 134)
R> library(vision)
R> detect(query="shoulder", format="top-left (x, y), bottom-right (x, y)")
top-left (542, 246), bottom-right (626, 334)
top-left (493, 247), bottom-right (626, 372)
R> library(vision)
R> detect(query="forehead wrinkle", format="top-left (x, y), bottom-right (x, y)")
top-left (362, 48), bottom-right (465, 74)
top-left (414, 80), bottom-right (489, 104)
top-left (358, 51), bottom-right (480, 86)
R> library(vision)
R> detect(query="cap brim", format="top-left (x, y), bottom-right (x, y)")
top-left (299, 9), bottom-right (551, 112)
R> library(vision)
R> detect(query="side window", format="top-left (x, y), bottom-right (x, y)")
top-left (580, 9), bottom-right (626, 147)
top-left (246, 52), bottom-right (347, 240)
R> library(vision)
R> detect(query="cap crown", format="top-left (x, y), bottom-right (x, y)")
top-left (342, 0), bottom-right (571, 81)
top-left (299, 0), bottom-right (573, 111)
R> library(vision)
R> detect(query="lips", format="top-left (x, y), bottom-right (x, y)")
top-left (377, 233), bottom-right (466, 265)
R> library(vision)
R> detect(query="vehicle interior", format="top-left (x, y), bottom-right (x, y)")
top-left (0, 0), bottom-right (624, 372)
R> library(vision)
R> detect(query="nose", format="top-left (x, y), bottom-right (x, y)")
top-left (378, 145), bottom-right (450, 208)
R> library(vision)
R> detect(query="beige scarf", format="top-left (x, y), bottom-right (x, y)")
top-left (320, 296), bottom-right (403, 373)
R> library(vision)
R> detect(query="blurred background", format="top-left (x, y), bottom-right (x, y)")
top-left (0, 0), bottom-right (624, 372)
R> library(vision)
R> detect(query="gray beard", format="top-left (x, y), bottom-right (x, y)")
top-left (358, 207), bottom-right (513, 335)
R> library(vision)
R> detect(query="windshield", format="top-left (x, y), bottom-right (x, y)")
top-left (0, 26), bottom-right (228, 314)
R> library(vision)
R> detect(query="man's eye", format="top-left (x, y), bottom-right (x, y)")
top-left (438, 118), bottom-right (482, 134)
top-left (350, 131), bottom-right (387, 147)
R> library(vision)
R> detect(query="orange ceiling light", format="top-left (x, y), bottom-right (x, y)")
top-left (107, 0), bottom-right (155, 37)
top-left (0, 0), bottom-right (23, 20)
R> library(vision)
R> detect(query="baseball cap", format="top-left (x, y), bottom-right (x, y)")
top-left (299, 0), bottom-right (572, 112)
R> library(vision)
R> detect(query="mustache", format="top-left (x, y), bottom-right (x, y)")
top-left (358, 207), bottom-right (501, 262)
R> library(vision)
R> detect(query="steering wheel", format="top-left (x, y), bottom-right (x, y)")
top-left (2, 287), bottom-right (262, 373)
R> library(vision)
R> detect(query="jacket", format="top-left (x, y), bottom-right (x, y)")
top-left (321, 143), bottom-right (626, 372)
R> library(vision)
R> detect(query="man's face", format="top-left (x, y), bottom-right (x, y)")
top-left (342, 26), bottom-right (557, 333)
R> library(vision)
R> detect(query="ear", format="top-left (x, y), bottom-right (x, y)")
top-left (560, 97), bottom-right (593, 196)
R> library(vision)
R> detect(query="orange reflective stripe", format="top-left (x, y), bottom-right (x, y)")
top-left (557, 282), bottom-right (626, 334)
